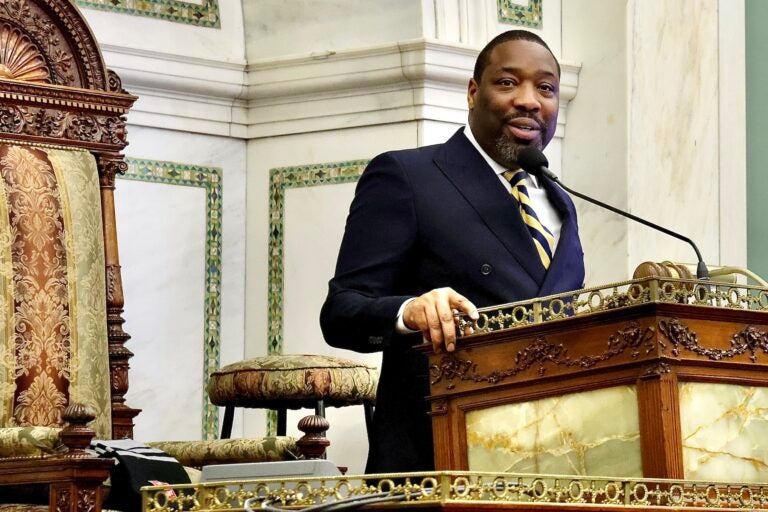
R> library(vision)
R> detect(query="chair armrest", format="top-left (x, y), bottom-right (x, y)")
top-left (0, 404), bottom-right (111, 512)
top-left (147, 437), bottom-right (299, 468)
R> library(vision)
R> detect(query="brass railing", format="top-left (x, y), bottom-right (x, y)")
top-left (456, 277), bottom-right (768, 337)
top-left (142, 471), bottom-right (768, 510)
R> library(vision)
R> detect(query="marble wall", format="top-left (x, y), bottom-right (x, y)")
top-left (243, 0), bottom-right (562, 60)
top-left (562, 0), bottom-right (746, 284)
top-left (626, 0), bottom-right (721, 268)
top-left (77, 1), bottom-right (249, 443)
top-left (116, 127), bottom-right (246, 442)
top-left (80, 0), bottom-right (244, 62)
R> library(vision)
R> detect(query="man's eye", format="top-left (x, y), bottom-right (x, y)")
top-left (539, 83), bottom-right (556, 93)
top-left (499, 79), bottom-right (516, 86)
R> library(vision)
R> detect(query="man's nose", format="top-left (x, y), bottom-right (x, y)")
top-left (512, 82), bottom-right (540, 111)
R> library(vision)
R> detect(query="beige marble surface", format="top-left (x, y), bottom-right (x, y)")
top-left (627, 0), bottom-right (721, 267)
top-left (466, 386), bottom-right (642, 476)
top-left (681, 383), bottom-right (768, 482)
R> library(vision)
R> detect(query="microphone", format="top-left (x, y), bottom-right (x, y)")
top-left (517, 147), bottom-right (710, 280)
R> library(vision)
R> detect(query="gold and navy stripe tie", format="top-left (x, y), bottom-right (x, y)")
top-left (503, 169), bottom-right (555, 269)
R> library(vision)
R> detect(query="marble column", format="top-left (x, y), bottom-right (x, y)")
top-left (563, 0), bottom-right (746, 285)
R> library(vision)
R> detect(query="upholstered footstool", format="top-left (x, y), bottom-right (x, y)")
top-left (208, 355), bottom-right (379, 440)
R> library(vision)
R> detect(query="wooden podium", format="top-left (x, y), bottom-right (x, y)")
top-left (418, 276), bottom-right (768, 481)
top-left (138, 277), bottom-right (768, 512)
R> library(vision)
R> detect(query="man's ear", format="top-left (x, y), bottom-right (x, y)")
top-left (467, 78), bottom-right (478, 109)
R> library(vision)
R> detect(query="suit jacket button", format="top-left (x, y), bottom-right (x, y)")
top-left (480, 263), bottom-right (493, 275)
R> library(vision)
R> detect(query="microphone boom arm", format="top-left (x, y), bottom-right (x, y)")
top-left (540, 170), bottom-right (710, 280)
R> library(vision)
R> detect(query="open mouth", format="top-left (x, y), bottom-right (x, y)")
top-left (507, 120), bottom-right (541, 141)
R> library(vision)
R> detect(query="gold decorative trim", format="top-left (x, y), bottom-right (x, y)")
top-left (457, 277), bottom-right (768, 338)
top-left (142, 471), bottom-right (768, 510)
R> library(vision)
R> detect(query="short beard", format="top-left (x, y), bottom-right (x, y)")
top-left (492, 135), bottom-right (527, 169)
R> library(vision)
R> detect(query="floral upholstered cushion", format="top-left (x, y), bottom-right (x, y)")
top-left (0, 505), bottom-right (47, 512)
top-left (0, 426), bottom-right (62, 457)
top-left (207, 354), bottom-right (378, 409)
top-left (147, 437), bottom-right (299, 467)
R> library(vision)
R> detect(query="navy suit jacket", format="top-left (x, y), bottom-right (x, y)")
top-left (320, 128), bottom-right (585, 473)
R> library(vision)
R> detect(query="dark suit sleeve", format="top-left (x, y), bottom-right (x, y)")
top-left (320, 152), bottom-right (420, 353)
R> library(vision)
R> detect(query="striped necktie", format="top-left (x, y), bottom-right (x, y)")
top-left (503, 169), bottom-right (555, 269)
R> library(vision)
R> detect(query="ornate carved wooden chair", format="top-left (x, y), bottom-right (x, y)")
top-left (0, 4), bottom-right (328, 511)
top-left (0, 1), bottom-right (141, 510)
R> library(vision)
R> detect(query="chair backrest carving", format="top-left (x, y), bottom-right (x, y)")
top-left (0, 0), bottom-right (137, 439)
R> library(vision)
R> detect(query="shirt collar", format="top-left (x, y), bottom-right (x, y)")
top-left (462, 125), bottom-right (540, 188)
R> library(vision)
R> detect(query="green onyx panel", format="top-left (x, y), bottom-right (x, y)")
top-left (466, 385), bottom-right (642, 476)
top-left (680, 382), bottom-right (768, 482)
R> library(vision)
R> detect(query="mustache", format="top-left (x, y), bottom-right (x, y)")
top-left (503, 112), bottom-right (546, 131)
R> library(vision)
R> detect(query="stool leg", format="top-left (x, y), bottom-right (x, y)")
top-left (277, 409), bottom-right (287, 436)
top-left (314, 400), bottom-right (327, 460)
top-left (220, 406), bottom-right (234, 439)
top-left (363, 402), bottom-right (374, 445)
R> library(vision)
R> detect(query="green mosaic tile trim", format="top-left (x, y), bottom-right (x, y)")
top-left (498, 0), bottom-right (542, 28)
top-left (266, 160), bottom-right (368, 436)
top-left (76, 0), bottom-right (220, 28)
top-left (118, 158), bottom-right (223, 440)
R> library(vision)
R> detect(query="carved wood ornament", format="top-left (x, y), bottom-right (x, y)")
top-left (430, 321), bottom-right (656, 390)
top-left (659, 318), bottom-right (768, 363)
top-left (0, 1), bottom-right (137, 510)
top-left (0, 0), bottom-right (139, 438)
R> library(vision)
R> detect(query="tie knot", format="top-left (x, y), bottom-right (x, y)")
top-left (503, 169), bottom-right (528, 187)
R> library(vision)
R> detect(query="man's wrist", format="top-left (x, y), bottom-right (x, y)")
top-left (395, 297), bottom-right (419, 334)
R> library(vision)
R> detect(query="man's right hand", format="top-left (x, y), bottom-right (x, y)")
top-left (403, 287), bottom-right (479, 353)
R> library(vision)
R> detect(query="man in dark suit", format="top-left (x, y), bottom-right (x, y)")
top-left (320, 30), bottom-right (585, 473)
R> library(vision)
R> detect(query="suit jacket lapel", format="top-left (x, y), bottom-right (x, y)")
top-left (434, 129), bottom-right (546, 286)
top-left (538, 175), bottom-right (582, 296)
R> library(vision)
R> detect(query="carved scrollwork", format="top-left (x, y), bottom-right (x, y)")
top-left (659, 318), bottom-right (768, 362)
top-left (106, 264), bottom-right (119, 303)
top-left (110, 362), bottom-right (129, 397)
top-left (430, 322), bottom-right (656, 388)
top-left (107, 68), bottom-right (123, 93)
top-left (77, 489), bottom-right (96, 512)
top-left (0, 104), bottom-right (24, 133)
top-left (0, 0), bottom-right (108, 89)
top-left (66, 114), bottom-right (98, 141)
top-left (430, 356), bottom-right (476, 390)
top-left (98, 157), bottom-right (128, 188)
top-left (0, 1), bottom-right (74, 85)
top-left (0, 103), bottom-right (128, 146)
top-left (56, 488), bottom-right (71, 512)
top-left (642, 361), bottom-right (672, 377)
top-left (99, 115), bottom-right (126, 145)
